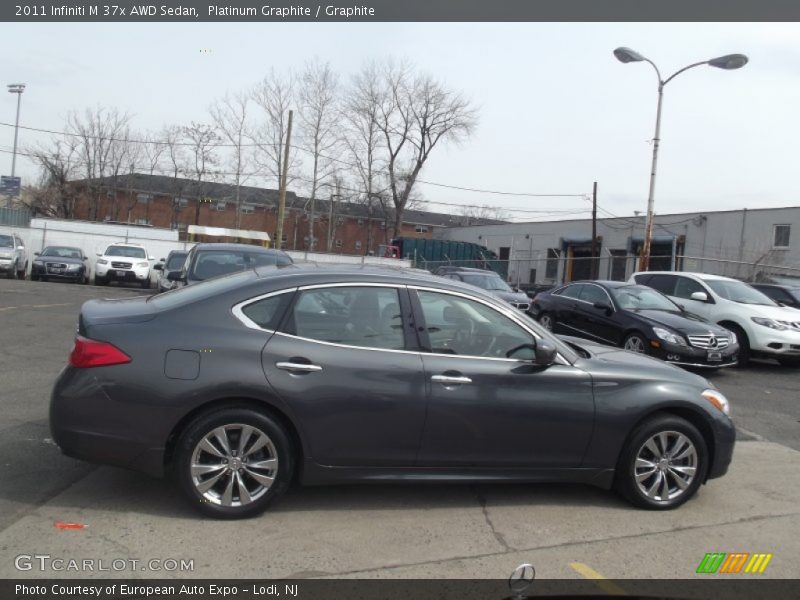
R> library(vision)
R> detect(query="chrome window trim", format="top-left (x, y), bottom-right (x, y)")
top-left (231, 288), bottom-right (298, 332)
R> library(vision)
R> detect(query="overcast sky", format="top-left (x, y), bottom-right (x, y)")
top-left (2, 22), bottom-right (798, 221)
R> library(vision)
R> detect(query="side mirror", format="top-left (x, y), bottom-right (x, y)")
top-left (690, 291), bottom-right (709, 302)
top-left (96, 252), bottom-right (102, 257)
top-left (82, 256), bottom-right (87, 261)
top-left (167, 271), bottom-right (185, 282)
top-left (34, 252), bottom-right (40, 256)
top-left (153, 263), bottom-right (164, 271)
top-left (17, 246), bottom-right (24, 251)
top-left (593, 301), bottom-right (613, 315)
top-left (534, 338), bottom-right (558, 366)
top-left (148, 255), bottom-right (155, 261)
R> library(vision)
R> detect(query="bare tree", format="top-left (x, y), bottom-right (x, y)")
top-left (298, 59), bottom-right (340, 249)
top-left (138, 131), bottom-right (167, 223)
top-left (105, 128), bottom-right (141, 222)
top-left (23, 138), bottom-right (80, 218)
top-left (67, 107), bottom-right (132, 221)
top-left (162, 125), bottom-right (189, 229)
top-left (369, 61), bottom-right (477, 239)
top-left (457, 204), bottom-right (509, 226)
top-left (210, 91), bottom-right (251, 228)
top-left (250, 70), bottom-right (298, 195)
top-left (183, 122), bottom-right (220, 225)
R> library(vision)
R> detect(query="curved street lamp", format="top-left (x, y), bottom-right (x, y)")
top-left (613, 48), bottom-right (748, 271)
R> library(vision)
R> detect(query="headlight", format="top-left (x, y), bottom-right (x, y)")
top-left (0, 253), bottom-right (11, 259)
top-left (751, 317), bottom-right (787, 331)
top-left (727, 330), bottom-right (737, 345)
top-left (137, 262), bottom-right (150, 268)
top-left (33, 259), bottom-right (43, 265)
top-left (66, 264), bottom-right (80, 271)
top-left (702, 389), bottom-right (731, 416)
top-left (653, 327), bottom-right (687, 346)
top-left (97, 258), bottom-right (108, 265)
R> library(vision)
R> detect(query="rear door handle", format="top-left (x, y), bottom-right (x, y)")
top-left (431, 374), bottom-right (472, 385)
top-left (276, 361), bottom-right (323, 374)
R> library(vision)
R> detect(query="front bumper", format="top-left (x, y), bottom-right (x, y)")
top-left (751, 328), bottom-right (800, 357)
top-left (708, 414), bottom-right (736, 480)
top-left (96, 264), bottom-right (150, 281)
top-left (0, 258), bottom-right (15, 272)
top-left (651, 340), bottom-right (739, 368)
top-left (31, 263), bottom-right (85, 280)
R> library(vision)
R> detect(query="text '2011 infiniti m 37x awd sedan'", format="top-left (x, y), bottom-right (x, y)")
top-left (50, 265), bottom-right (735, 518)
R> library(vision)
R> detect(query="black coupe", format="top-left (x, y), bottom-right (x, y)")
top-left (530, 281), bottom-right (739, 368)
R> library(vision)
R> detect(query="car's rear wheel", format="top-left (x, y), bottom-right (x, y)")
top-left (538, 312), bottom-right (555, 332)
top-left (175, 408), bottom-right (293, 519)
top-left (614, 414), bottom-right (708, 510)
top-left (623, 332), bottom-right (647, 354)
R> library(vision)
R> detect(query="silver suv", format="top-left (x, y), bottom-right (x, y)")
top-left (0, 232), bottom-right (27, 279)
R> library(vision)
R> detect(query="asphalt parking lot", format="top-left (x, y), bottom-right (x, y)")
top-left (0, 279), bottom-right (798, 581)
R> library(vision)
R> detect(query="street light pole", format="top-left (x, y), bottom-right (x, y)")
top-left (6, 83), bottom-right (26, 208)
top-left (613, 48), bottom-right (747, 271)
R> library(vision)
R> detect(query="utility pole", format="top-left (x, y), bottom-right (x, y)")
top-left (6, 83), bottom-right (25, 208)
top-left (591, 181), bottom-right (598, 278)
top-left (275, 110), bottom-right (293, 250)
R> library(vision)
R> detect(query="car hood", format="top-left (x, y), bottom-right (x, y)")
top-left (560, 335), bottom-right (710, 388)
top-left (733, 302), bottom-right (800, 323)
top-left (37, 256), bottom-right (84, 265)
top-left (492, 290), bottom-right (532, 304)
top-left (627, 309), bottom-right (728, 335)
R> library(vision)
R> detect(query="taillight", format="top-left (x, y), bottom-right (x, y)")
top-left (69, 336), bottom-right (131, 368)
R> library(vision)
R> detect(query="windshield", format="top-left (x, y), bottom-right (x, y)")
top-left (166, 252), bottom-right (188, 270)
top-left (105, 245), bottom-right (147, 259)
top-left (707, 280), bottom-right (778, 306)
top-left (42, 247), bottom-right (83, 259)
top-left (612, 286), bottom-right (681, 311)
top-left (461, 273), bottom-right (513, 292)
top-left (0, 235), bottom-right (13, 248)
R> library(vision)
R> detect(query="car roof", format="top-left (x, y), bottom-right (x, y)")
top-left (192, 243), bottom-right (287, 253)
top-left (633, 271), bottom-right (735, 282)
top-left (437, 266), bottom-right (501, 274)
top-left (560, 280), bottom-right (640, 289)
top-left (108, 242), bottom-right (146, 248)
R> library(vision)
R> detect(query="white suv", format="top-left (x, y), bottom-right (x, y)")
top-left (0, 232), bottom-right (27, 279)
top-left (94, 243), bottom-right (153, 288)
top-left (631, 271), bottom-right (800, 367)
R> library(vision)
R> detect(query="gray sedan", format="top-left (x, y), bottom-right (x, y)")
top-left (50, 265), bottom-right (735, 518)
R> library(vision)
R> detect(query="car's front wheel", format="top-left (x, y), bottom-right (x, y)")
top-left (614, 414), bottom-right (708, 510)
top-left (622, 332), bottom-right (648, 354)
top-left (94, 275), bottom-right (108, 286)
top-left (175, 407), bottom-right (294, 519)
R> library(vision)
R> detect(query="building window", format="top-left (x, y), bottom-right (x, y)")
top-left (177, 223), bottom-right (188, 232)
top-left (355, 240), bottom-right (362, 251)
top-left (134, 218), bottom-right (151, 226)
top-left (175, 197), bottom-right (189, 208)
top-left (773, 224), bottom-right (791, 249)
top-left (240, 204), bottom-right (255, 214)
top-left (212, 201), bottom-right (227, 212)
top-left (336, 217), bottom-right (344, 225)
top-left (380, 222), bottom-right (387, 230)
top-left (335, 239), bottom-right (343, 249)
top-left (137, 193), bottom-right (153, 204)
top-left (357, 218), bottom-right (364, 226)
top-left (415, 225), bottom-right (428, 233)
top-left (609, 249), bottom-right (628, 281)
top-left (545, 248), bottom-right (559, 280)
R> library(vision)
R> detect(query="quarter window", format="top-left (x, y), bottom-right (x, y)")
top-left (241, 293), bottom-right (293, 330)
top-left (579, 285), bottom-right (610, 305)
top-left (286, 286), bottom-right (404, 351)
top-left (416, 291), bottom-right (533, 359)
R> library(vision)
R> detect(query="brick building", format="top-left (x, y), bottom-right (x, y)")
top-left (70, 174), bottom-right (496, 254)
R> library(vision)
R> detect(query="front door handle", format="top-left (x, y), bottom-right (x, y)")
top-left (431, 374), bottom-right (472, 385)
top-left (276, 361), bottom-right (323, 374)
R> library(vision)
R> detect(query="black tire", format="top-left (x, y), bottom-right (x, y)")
top-left (7, 262), bottom-right (17, 279)
top-left (614, 413), bottom-right (708, 510)
top-left (538, 312), bottom-right (555, 332)
top-left (94, 275), bottom-right (108, 286)
top-left (141, 278), bottom-right (151, 289)
top-left (723, 323), bottom-right (749, 367)
top-left (30, 273), bottom-right (39, 282)
top-left (622, 332), bottom-right (648, 354)
top-left (777, 356), bottom-right (800, 368)
top-left (174, 407), bottom-right (294, 519)
top-left (17, 262), bottom-right (26, 279)
top-left (40, 276), bottom-right (48, 282)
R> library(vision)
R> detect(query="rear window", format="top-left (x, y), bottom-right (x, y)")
top-left (148, 270), bottom-right (258, 309)
top-left (191, 250), bottom-right (292, 280)
top-left (166, 253), bottom-right (187, 270)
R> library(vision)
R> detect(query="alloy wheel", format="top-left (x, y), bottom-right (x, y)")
top-left (539, 314), bottom-right (554, 331)
top-left (624, 335), bottom-right (646, 353)
top-left (190, 423), bottom-right (279, 508)
top-left (633, 430), bottom-right (697, 503)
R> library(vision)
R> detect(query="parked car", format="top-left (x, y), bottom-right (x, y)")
top-left (153, 250), bottom-right (188, 293)
top-left (30, 246), bottom-right (88, 283)
top-left (432, 266), bottom-right (532, 312)
top-left (530, 280), bottom-right (738, 369)
top-left (0, 232), bottom-right (27, 279)
top-left (168, 243), bottom-right (293, 288)
top-left (94, 242), bottom-right (154, 288)
top-left (517, 282), bottom-right (555, 299)
top-left (749, 283), bottom-right (800, 310)
top-left (631, 271), bottom-right (800, 367)
top-left (51, 265), bottom-right (734, 518)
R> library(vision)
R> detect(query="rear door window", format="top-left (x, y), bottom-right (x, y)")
top-left (643, 274), bottom-right (677, 296)
top-left (673, 276), bottom-right (707, 300)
